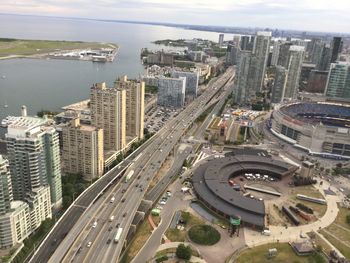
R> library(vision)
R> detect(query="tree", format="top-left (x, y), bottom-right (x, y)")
top-left (176, 243), bottom-right (192, 260)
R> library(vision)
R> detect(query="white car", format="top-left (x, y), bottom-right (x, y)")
top-left (87, 241), bottom-right (92, 247)
top-left (92, 221), bottom-right (97, 228)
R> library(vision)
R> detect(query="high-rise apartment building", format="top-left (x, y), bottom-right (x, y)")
top-left (114, 76), bottom-right (145, 140)
top-left (330, 37), bottom-right (343, 64)
top-left (157, 77), bottom-right (186, 108)
top-left (0, 155), bottom-right (13, 215)
top-left (325, 62), bottom-right (350, 102)
top-left (226, 43), bottom-right (239, 65)
top-left (271, 66), bottom-right (288, 103)
top-left (90, 82), bottom-right (126, 152)
top-left (240, 36), bottom-right (250, 51)
top-left (271, 41), bottom-right (281, 66)
top-left (284, 46), bottom-right (305, 99)
top-left (5, 116), bottom-right (62, 208)
top-left (317, 44), bottom-right (331, 71)
top-left (250, 31), bottom-right (271, 92)
top-left (277, 42), bottom-right (293, 68)
top-left (218, 34), bottom-right (224, 47)
top-left (62, 118), bottom-right (104, 181)
top-left (234, 50), bottom-right (252, 104)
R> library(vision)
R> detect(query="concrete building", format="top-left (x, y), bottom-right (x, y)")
top-left (61, 118), bottom-right (104, 181)
top-left (251, 31), bottom-right (271, 92)
top-left (5, 116), bottom-right (62, 208)
top-left (0, 155), bottom-right (13, 215)
top-left (325, 62), bottom-right (350, 102)
top-left (284, 46), bottom-right (305, 99)
top-left (306, 70), bottom-right (328, 93)
top-left (157, 77), bottom-right (186, 108)
top-left (171, 70), bottom-right (199, 98)
top-left (277, 42), bottom-right (293, 68)
top-left (299, 63), bottom-right (315, 91)
top-left (234, 50), bottom-right (252, 104)
top-left (271, 40), bottom-right (281, 66)
top-left (271, 66), bottom-right (288, 103)
top-left (147, 51), bottom-right (174, 66)
top-left (218, 33), bottom-right (224, 47)
top-left (226, 43), bottom-right (239, 65)
top-left (330, 37), bottom-right (343, 64)
top-left (300, 161), bottom-right (315, 178)
top-left (114, 76), bottom-right (145, 140)
top-left (90, 82), bottom-right (126, 152)
top-left (317, 44), bottom-right (331, 71)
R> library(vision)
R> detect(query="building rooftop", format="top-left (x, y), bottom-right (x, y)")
top-left (7, 116), bottom-right (48, 138)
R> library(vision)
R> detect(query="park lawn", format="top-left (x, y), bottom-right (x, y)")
top-left (236, 243), bottom-right (326, 263)
top-left (165, 211), bottom-right (205, 242)
top-left (291, 186), bottom-right (327, 217)
top-left (0, 38), bottom-right (115, 57)
top-left (121, 218), bottom-right (153, 263)
top-left (333, 206), bottom-right (350, 230)
top-left (320, 230), bottom-right (350, 260)
top-left (307, 232), bottom-right (333, 256)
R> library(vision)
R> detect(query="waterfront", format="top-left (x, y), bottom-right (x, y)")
top-left (0, 14), bottom-right (233, 120)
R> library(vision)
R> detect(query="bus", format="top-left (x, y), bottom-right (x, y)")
top-left (114, 227), bottom-right (123, 243)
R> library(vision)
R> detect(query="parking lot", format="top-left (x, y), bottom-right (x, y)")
top-left (145, 106), bottom-right (180, 133)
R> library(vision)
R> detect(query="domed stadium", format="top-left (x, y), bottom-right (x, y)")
top-left (270, 102), bottom-right (350, 159)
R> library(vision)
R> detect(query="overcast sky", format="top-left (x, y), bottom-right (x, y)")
top-left (1, 0), bottom-right (350, 33)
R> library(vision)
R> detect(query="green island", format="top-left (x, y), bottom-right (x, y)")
top-left (0, 38), bottom-right (117, 59)
top-left (153, 39), bottom-right (187, 47)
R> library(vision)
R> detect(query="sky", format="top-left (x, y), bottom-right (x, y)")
top-left (1, 0), bottom-right (350, 33)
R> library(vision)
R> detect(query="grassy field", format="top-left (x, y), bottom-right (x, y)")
top-left (188, 225), bottom-right (221, 245)
top-left (0, 38), bottom-right (116, 57)
top-left (236, 243), bottom-right (326, 263)
top-left (320, 205), bottom-right (350, 259)
top-left (165, 211), bottom-right (205, 242)
top-left (121, 218), bottom-right (153, 263)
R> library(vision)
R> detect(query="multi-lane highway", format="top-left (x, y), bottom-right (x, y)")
top-left (32, 66), bottom-right (235, 263)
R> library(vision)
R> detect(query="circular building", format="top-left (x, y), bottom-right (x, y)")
top-left (192, 155), bottom-right (297, 229)
top-left (270, 102), bottom-right (350, 159)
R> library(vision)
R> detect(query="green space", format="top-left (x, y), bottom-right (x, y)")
top-left (291, 186), bottom-right (327, 217)
top-left (0, 38), bottom-right (116, 58)
top-left (153, 39), bottom-right (187, 47)
top-left (176, 243), bottom-right (192, 260)
top-left (37, 110), bottom-right (60, 118)
top-left (121, 218), bottom-right (153, 263)
top-left (165, 211), bottom-right (205, 242)
top-left (11, 219), bottom-right (55, 263)
top-left (320, 205), bottom-right (350, 259)
top-left (236, 243), bottom-right (326, 263)
top-left (61, 173), bottom-right (90, 209)
top-left (188, 224), bottom-right (220, 245)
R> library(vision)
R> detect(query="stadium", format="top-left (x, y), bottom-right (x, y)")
top-left (270, 102), bottom-right (350, 159)
top-left (191, 154), bottom-right (297, 229)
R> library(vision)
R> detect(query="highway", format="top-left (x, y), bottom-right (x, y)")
top-left (45, 67), bottom-right (235, 263)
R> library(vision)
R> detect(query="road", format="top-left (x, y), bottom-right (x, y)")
top-left (53, 67), bottom-right (235, 263)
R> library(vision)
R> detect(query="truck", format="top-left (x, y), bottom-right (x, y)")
top-left (125, 170), bottom-right (134, 183)
top-left (114, 227), bottom-right (123, 243)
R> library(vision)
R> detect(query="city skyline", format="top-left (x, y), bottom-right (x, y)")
top-left (1, 0), bottom-right (350, 34)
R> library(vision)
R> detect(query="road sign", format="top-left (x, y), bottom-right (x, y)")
top-left (230, 216), bottom-right (241, 225)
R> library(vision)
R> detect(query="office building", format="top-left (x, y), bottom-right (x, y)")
top-left (61, 118), bottom-right (104, 181)
top-left (226, 43), bottom-right (239, 65)
top-left (114, 76), bottom-right (145, 140)
top-left (90, 82), bottom-right (126, 152)
top-left (240, 36), bottom-right (251, 51)
top-left (271, 66), bottom-right (288, 103)
top-left (6, 116), bottom-right (62, 208)
top-left (330, 37), bottom-right (343, 64)
top-left (157, 77), bottom-right (186, 108)
top-left (317, 45), bottom-right (331, 71)
top-left (325, 62), bottom-right (350, 102)
top-left (306, 70), bottom-right (328, 93)
top-left (284, 46), bottom-right (305, 99)
top-left (171, 70), bottom-right (199, 98)
top-left (218, 34), bottom-right (224, 47)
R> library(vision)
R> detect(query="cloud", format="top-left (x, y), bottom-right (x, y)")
top-left (1, 0), bottom-right (350, 33)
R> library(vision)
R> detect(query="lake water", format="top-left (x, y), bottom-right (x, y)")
top-left (0, 14), bottom-right (233, 120)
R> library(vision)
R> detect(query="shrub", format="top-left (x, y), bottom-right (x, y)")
top-left (176, 243), bottom-right (192, 260)
top-left (188, 224), bottom-right (220, 245)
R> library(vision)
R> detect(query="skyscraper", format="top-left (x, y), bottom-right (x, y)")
top-left (317, 44), bottom-right (331, 71)
top-left (330, 37), bottom-right (343, 64)
top-left (284, 46), bottom-right (305, 99)
top-left (0, 155), bottom-right (13, 215)
top-left (271, 66), bottom-right (288, 103)
top-left (325, 62), bottom-right (350, 102)
top-left (250, 31), bottom-right (271, 92)
top-left (240, 36), bottom-right (250, 51)
top-left (271, 40), bottom-right (281, 66)
top-left (218, 34), bottom-right (224, 47)
top-left (234, 50), bottom-right (252, 104)
top-left (277, 42), bottom-right (293, 68)
top-left (171, 70), bottom-right (199, 98)
top-left (61, 118), bottom-right (104, 181)
top-left (114, 76), bottom-right (145, 140)
top-left (90, 82), bottom-right (126, 152)
top-left (5, 116), bottom-right (62, 208)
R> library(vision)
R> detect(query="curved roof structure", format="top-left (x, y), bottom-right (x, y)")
top-left (280, 102), bottom-right (350, 128)
top-left (192, 155), bottom-right (298, 227)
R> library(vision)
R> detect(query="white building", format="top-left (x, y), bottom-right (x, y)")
top-left (157, 77), bottom-right (186, 108)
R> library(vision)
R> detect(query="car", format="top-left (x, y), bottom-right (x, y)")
top-left (122, 189), bottom-right (126, 193)
top-left (109, 215), bottom-right (115, 222)
top-left (107, 239), bottom-right (111, 244)
top-left (108, 226), bottom-right (113, 231)
top-left (135, 183), bottom-right (139, 187)
top-left (116, 223), bottom-right (120, 228)
top-left (92, 221), bottom-right (97, 228)
top-left (110, 196), bottom-right (115, 203)
top-left (121, 198), bottom-right (126, 203)
top-left (87, 241), bottom-right (92, 247)
top-left (123, 212), bottom-right (127, 217)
